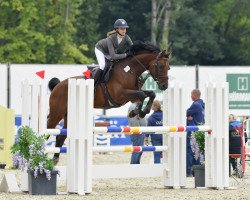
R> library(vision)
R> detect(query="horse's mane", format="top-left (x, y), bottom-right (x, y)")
top-left (128, 41), bottom-right (161, 54)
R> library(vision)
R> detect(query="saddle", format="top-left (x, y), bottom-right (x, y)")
top-left (91, 61), bottom-right (120, 108)
top-left (91, 60), bottom-right (114, 84)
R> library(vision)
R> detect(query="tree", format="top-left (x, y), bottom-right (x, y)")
top-left (151, 0), bottom-right (171, 48)
top-left (212, 0), bottom-right (250, 65)
top-left (168, 0), bottom-right (250, 65)
top-left (75, 0), bottom-right (101, 59)
top-left (0, 0), bottom-right (49, 63)
top-left (0, 0), bottom-right (91, 64)
top-left (98, 0), bottom-right (151, 42)
top-left (169, 0), bottom-right (216, 64)
top-left (44, 0), bottom-right (91, 63)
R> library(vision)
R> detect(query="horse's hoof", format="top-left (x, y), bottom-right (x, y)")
top-left (128, 110), bottom-right (136, 118)
top-left (139, 111), bottom-right (146, 118)
top-left (53, 157), bottom-right (59, 165)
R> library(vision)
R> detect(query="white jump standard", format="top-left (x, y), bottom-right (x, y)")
top-left (21, 78), bottom-right (229, 195)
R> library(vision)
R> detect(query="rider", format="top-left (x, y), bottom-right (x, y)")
top-left (94, 18), bottom-right (133, 85)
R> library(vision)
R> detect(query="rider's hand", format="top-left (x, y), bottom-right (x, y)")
top-left (126, 50), bottom-right (133, 57)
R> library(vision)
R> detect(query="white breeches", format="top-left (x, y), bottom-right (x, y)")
top-left (95, 47), bottom-right (106, 70)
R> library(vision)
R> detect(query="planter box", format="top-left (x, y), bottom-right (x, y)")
top-left (193, 165), bottom-right (205, 188)
top-left (28, 170), bottom-right (58, 195)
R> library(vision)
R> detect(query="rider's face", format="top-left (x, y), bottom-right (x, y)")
top-left (117, 28), bottom-right (126, 36)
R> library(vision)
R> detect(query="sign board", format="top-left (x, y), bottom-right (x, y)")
top-left (199, 66), bottom-right (250, 116)
top-left (227, 74), bottom-right (250, 109)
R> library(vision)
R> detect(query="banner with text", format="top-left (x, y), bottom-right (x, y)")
top-left (227, 74), bottom-right (250, 109)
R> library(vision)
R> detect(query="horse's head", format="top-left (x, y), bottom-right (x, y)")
top-left (126, 41), bottom-right (171, 90)
top-left (148, 50), bottom-right (170, 90)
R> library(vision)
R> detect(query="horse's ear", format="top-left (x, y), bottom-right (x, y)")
top-left (161, 50), bottom-right (171, 58)
top-left (159, 50), bottom-right (166, 57)
top-left (165, 51), bottom-right (172, 58)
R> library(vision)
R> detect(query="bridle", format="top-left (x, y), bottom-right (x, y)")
top-left (133, 52), bottom-right (169, 85)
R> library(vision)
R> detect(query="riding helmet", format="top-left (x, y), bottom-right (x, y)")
top-left (114, 19), bottom-right (129, 29)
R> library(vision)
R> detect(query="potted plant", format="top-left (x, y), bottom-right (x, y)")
top-left (191, 128), bottom-right (205, 187)
top-left (11, 126), bottom-right (58, 195)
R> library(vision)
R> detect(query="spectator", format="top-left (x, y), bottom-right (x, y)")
top-left (186, 89), bottom-right (205, 177)
top-left (229, 114), bottom-right (248, 175)
top-left (147, 100), bottom-right (163, 164)
top-left (127, 102), bottom-right (146, 164)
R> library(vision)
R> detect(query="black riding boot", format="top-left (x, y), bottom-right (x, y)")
top-left (94, 68), bottom-right (103, 86)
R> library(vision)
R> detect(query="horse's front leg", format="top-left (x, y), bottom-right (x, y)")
top-left (139, 90), bottom-right (156, 118)
top-left (122, 89), bottom-right (147, 118)
top-left (128, 101), bottom-right (143, 118)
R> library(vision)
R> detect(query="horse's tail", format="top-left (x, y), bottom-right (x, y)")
top-left (48, 77), bottom-right (60, 92)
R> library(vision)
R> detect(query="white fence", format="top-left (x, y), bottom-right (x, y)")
top-left (20, 77), bottom-right (229, 194)
top-left (67, 79), bottom-right (229, 194)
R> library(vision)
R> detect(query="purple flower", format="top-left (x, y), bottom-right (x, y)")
top-left (13, 155), bottom-right (27, 171)
top-left (29, 144), bottom-right (34, 150)
top-left (39, 162), bottom-right (44, 174)
top-left (190, 134), bottom-right (201, 161)
top-left (12, 151), bottom-right (20, 166)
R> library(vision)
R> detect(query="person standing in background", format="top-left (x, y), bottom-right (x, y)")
top-left (127, 102), bottom-right (147, 164)
top-left (147, 100), bottom-right (163, 164)
top-left (186, 89), bottom-right (205, 177)
top-left (228, 114), bottom-right (248, 175)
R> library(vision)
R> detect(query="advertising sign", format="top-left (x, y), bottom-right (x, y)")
top-left (227, 74), bottom-right (250, 109)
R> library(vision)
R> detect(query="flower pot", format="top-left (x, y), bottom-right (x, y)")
top-left (28, 170), bottom-right (58, 195)
top-left (193, 165), bottom-right (205, 187)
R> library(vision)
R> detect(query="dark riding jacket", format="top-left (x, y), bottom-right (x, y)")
top-left (186, 99), bottom-right (205, 126)
top-left (147, 110), bottom-right (163, 142)
top-left (95, 33), bottom-right (133, 61)
top-left (229, 121), bottom-right (248, 154)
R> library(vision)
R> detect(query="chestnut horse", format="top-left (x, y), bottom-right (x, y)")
top-left (47, 41), bottom-right (171, 162)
